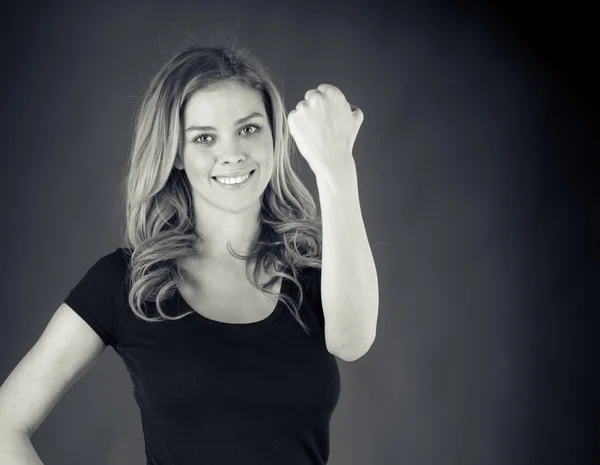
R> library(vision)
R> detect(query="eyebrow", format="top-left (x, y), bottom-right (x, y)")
top-left (185, 112), bottom-right (265, 132)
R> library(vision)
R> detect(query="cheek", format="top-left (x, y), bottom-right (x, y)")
top-left (183, 151), bottom-right (214, 178)
top-left (255, 136), bottom-right (275, 163)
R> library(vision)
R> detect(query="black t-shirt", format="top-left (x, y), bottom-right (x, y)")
top-left (64, 247), bottom-right (341, 465)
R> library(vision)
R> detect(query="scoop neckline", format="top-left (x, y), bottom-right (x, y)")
top-left (175, 276), bottom-right (289, 329)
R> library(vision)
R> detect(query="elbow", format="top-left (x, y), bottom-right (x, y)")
top-left (328, 334), bottom-right (375, 362)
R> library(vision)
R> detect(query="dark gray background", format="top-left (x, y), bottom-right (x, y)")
top-left (1, 1), bottom-right (598, 464)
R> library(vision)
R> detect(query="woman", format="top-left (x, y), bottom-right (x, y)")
top-left (0, 45), bottom-right (378, 464)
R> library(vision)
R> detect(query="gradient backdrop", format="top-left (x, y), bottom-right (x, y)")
top-left (1, 1), bottom-right (598, 464)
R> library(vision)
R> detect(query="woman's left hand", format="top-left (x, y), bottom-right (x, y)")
top-left (288, 84), bottom-right (364, 179)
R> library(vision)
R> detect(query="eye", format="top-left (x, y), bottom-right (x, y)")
top-left (192, 134), bottom-right (214, 144)
top-left (240, 124), bottom-right (262, 136)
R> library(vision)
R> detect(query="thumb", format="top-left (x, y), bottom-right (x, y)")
top-left (350, 104), bottom-right (364, 127)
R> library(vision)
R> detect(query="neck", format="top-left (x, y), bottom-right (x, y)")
top-left (193, 203), bottom-right (262, 262)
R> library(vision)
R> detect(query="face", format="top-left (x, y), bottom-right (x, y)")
top-left (175, 80), bottom-right (274, 215)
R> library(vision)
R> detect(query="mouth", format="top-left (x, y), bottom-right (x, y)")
top-left (212, 169), bottom-right (256, 186)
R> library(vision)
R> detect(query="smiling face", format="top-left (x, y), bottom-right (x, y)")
top-left (175, 80), bottom-right (274, 216)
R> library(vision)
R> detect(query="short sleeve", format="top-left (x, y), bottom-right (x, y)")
top-left (302, 266), bottom-right (325, 332)
top-left (63, 248), bottom-right (130, 347)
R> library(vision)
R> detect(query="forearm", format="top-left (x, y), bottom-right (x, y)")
top-left (316, 162), bottom-right (379, 360)
top-left (0, 429), bottom-right (44, 465)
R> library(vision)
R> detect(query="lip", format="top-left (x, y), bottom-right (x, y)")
top-left (212, 169), bottom-right (255, 189)
top-left (212, 169), bottom-right (255, 178)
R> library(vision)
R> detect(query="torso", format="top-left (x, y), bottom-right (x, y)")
top-left (176, 256), bottom-right (283, 324)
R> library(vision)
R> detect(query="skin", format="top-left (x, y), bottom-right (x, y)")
top-left (287, 84), bottom-right (377, 360)
top-left (174, 80), bottom-right (274, 266)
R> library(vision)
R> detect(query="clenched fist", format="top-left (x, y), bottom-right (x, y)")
top-left (288, 84), bottom-right (364, 179)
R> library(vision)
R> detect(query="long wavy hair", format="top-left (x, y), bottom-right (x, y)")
top-left (121, 45), bottom-right (322, 334)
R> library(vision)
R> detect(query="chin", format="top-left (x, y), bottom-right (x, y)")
top-left (224, 202), bottom-right (261, 214)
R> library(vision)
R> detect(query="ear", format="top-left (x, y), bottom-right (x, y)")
top-left (174, 156), bottom-right (183, 170)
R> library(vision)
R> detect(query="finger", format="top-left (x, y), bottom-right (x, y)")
top-left (295, 100), bottom-right (308, 111)
top-left (317, 83), bottom-right (339, 95)
top-left (287, 109), bottom-right (297, 126)
top-left (287, 112), bottom-right (296, 133)
top-left (304, 88), bottom-right (321, 102)
top-left (349, 103), bottom-right (364, 121)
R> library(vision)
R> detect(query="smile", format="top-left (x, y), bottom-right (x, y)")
top-left (212, 170), bottom-right (255, 188)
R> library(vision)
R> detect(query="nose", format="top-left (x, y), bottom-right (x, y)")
top-left (219, 139), bottom-right (247, 165)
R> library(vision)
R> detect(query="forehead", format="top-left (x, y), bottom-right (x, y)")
top-left (183, 81), bottom-right (265, 124)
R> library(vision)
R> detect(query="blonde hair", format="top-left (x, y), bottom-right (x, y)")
top-left (121, 45), bottom-right (322, 333)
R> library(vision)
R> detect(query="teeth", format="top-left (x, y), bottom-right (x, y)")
top-left (215, 172), bottom-right (251, 185)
